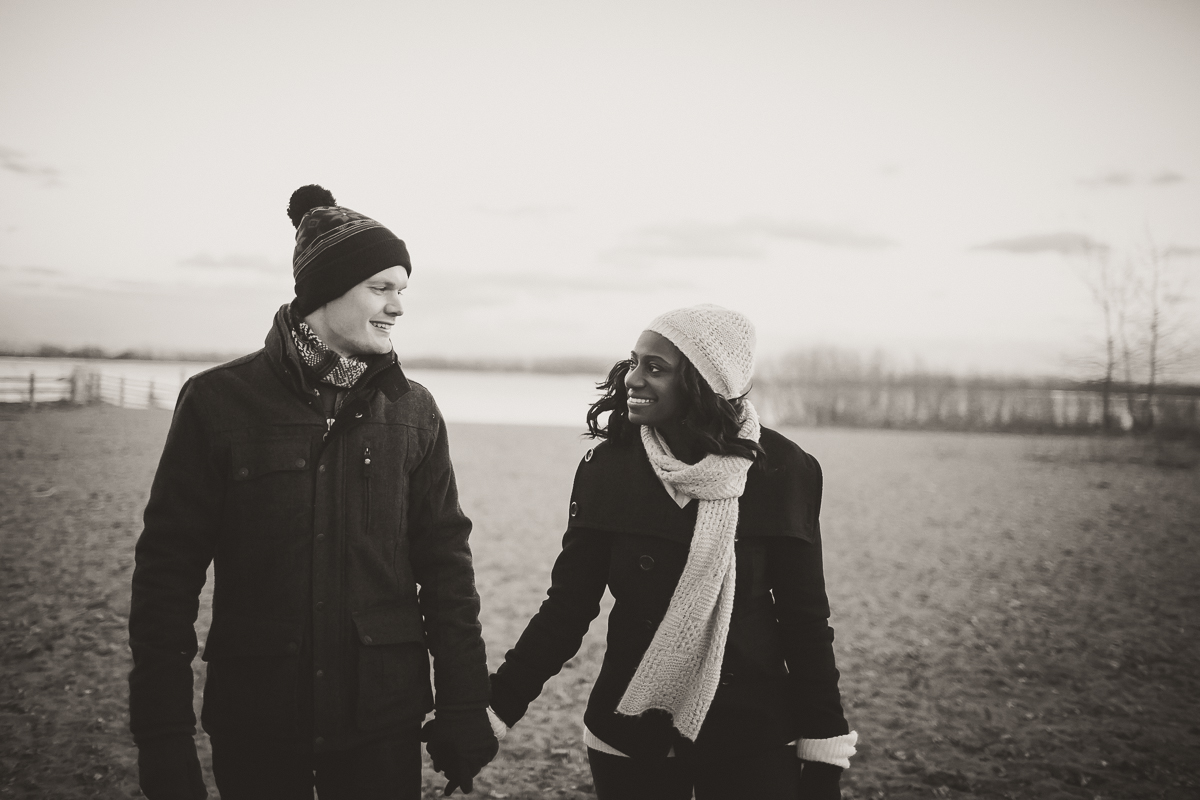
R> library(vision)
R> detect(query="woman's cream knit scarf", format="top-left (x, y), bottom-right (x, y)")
top-left (616, 400), bottom-right (761, 741)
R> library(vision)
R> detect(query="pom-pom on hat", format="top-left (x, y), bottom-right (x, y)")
top-left (646, 304), bottom-right (756, 399)
top-left (287, 184), bottom-right (412, 317)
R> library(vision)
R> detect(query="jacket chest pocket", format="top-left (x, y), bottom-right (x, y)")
top-left (227, 437), bottom-right (313, 541)
top-left (351, 431), bottom-right (411, 562)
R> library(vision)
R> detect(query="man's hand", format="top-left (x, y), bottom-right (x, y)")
top-left (136, 734), bottom-right (208, 799)
top-left (421, 709), bottom-right (500, 795)
top-left (797, 760), bottom-right (842, 800)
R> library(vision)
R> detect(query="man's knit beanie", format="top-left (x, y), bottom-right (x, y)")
top-left (646, 304), bottom-right (756, 399)
top-left (287, 184), bottom-right (411, 317)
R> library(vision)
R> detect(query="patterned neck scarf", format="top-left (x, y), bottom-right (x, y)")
top-left (290, 320), bottom-right (369, 388)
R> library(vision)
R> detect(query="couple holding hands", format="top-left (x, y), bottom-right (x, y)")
top-left (128, 187), bottom-right (856, 799)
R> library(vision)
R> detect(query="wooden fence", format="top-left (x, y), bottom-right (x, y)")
top-left (0, 369), bottom-right (181, 410)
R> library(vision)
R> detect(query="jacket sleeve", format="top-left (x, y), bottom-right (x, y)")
top-left (768, 455), bottom-right (850, 739)
top-left (489, 525), bottom-right (609, 734)
top-left (408, 408), bottom-right (491, 712)
top-left (489, 525), bottom-right (610, 728)
top-left (128, 380), bottom-right (221, 743)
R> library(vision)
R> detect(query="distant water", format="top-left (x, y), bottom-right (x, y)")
top-left (0, 357), bottom-right (604, 428)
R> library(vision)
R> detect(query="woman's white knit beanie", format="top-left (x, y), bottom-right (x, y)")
top-left (646, 304), bottom-right (756, 399)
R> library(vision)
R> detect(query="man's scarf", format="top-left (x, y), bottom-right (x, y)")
top-left (290, 320), bottom-right (369, 388)
top-left (616, 400), bottom-right (762, 741)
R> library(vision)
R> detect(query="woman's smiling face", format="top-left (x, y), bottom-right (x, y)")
top-left (624, 330), bottom-right (689, 429)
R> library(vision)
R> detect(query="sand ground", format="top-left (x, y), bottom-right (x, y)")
top-left (1, 405), bottom-right (1197, 799)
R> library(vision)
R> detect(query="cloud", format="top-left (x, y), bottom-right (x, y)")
top-left (1078, 170), bottom-right (1187, 188)
top-left (0, 146), bottom-right (61, 184)
top-left (1150, 172), bottom-right (1186, 185)
top-left (972, 232), bottom-right (1108, 256)
top-left (178, 252), bottom-right (284, 273)
top-left (604, 217), bottom-right (894, 261)
top-left (745, 217), bottom-right (895, 249)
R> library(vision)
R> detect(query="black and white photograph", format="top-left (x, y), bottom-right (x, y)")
top-left (1, 2), bottom-right (1198, 798)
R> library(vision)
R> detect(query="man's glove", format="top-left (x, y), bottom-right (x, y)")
top-left (136, 734), bottom-right (208, 800)
top-left (797, 760), bottom-right (842, 800)
top-left (421, 708), bottom-right (500, 796)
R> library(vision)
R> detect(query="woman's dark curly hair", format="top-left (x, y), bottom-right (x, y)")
top-left (585, 356), bottom-right (765, 463)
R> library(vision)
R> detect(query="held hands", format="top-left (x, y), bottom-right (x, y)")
top-left (136, 734), bottom-right (208, 800)
top-left (421, 708), bottom-right (500, 796)
top-left (797, 760), bottom-right (842, 800)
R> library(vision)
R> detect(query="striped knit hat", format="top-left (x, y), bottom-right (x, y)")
top-left (286, 185), bottom-right (411, 317)
top-left (646, 304), bottom-right (756, 399)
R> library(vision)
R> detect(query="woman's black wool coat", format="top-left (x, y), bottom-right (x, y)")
top-left (490, 427), bottom-right (850, 759)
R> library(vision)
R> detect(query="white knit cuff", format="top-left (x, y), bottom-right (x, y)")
top-left (486, 707), bottom-right (508, 741)
top-left (796, 730), bottom-right (858, 769)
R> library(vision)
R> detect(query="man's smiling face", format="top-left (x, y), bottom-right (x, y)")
top-left (306, 265), bottom-right (408, 357)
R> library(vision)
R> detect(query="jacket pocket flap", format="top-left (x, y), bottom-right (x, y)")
top-left (352, 606), bottom-right (425, 646)
top-left (201, 615), bottom-right (303, 661)
top-left (231, 438), bottom-right (311, 481)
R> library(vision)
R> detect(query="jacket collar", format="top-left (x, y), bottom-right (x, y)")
top-left (265, 303), bottom-right (411, 402)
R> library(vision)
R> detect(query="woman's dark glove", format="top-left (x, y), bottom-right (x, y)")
top-left (797, 760), bottom-right (842, 800)
top-left (421, 709), bottom-right (500, 795)
top-left (136, 734), bottom-right (207, 799)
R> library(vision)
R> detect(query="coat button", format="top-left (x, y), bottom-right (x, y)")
top-left (315, 669), bottom-right (324, 679)
top-left (363, 635), bottom-right (374, 645)
top-left (354, 412), bottom-right (363, 418)
top-left (295, 458), bottom-right (306, 468)
top-left (318, 464), bottom-right (326, 473)
top-left (315, 601), bottom-right (325, 610)
top-left (584, 449), bottom-right (593, 462)
top-left (720, 672), bottom-right (733, 687)
top-left (638, 555), bottom-right (655, 571)
top-left (644, 619), bottom-right (655, 630)
top-left (315, 736), bottom-right (325, 747)
top-left (569, 501), bottom-right (578, 517)
top-left (236, 467), bottom-right (248, 479)
top-left (286, 642), bottom-right (298, 655)
top-left (316, 533), bottom-right (326, 542)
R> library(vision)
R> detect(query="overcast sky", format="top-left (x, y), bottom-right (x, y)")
top-left (2, 0), bottom-right (1198, 377)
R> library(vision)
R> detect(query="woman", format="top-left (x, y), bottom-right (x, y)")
top-left (489, 305), bottom-right (856, 799)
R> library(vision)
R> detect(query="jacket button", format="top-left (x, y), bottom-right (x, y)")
top-left (316, 534), bottom-right (326, 542)
top-left (296, 458), bottom-right (306, 468)
top-left (315, 736), bottom-right (325, 747)
top-left (584, 449), bottom-right (593, 462)
top-left (638, 555), bottom-right (655, 571)
top-left (569, 501), bottom-right (578, 517)
top-left (315, 669), bottom-right (324, 679)
top-left (355, 412), bottom-right (363, 418)
top-left (363, 635), bottom-right (374, 645)
top-left (318, 464), bottom-right (326, 473)
top-left (236, 467), bottom-right (248, 479)
top-left (315, 601), bottom-right (325, 610)
top-left (644, 619), bottom-right (654, 630)
top-left (720, 672), bottom-right (733, 687)
top-left (286, 642), bottom-right (298, 655)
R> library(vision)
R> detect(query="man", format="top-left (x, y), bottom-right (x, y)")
top-left (128, 185), bottom-right (498, 799)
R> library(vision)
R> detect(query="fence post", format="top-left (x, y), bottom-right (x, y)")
top-left (119, 376), bottom-right (125, 408)
top-left (29, 372), bottom-right (36, 409)
top-left (148, 379), bottom-right (156, 409)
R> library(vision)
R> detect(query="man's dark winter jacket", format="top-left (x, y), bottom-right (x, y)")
top-left (128, 306), bottom-right (490, 753)
top-left (490, 428), bottom-right (849, 759)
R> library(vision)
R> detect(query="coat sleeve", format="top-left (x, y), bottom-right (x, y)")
top-left (408, 406), bottom-right (491, 712)
top-left (768, 454), bottom-right (850, 739)
top-left (489, 525), bottom-right (611, 728)
top-left (128, 380), bottom-right (221, 743)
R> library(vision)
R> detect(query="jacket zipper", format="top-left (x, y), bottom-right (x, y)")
top-left (362, 443), bottom-right (372, 532)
